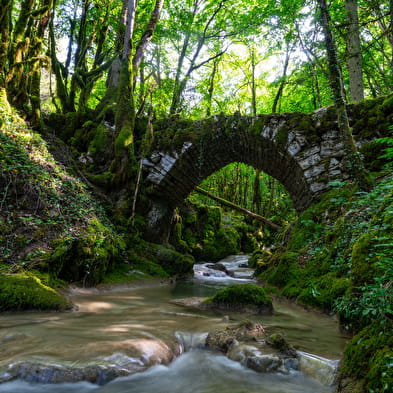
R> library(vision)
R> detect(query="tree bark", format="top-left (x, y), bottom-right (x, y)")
top-left (0, 0), bottom-right (12, 87)
top-left (345, 0), bottom-right (364, 102)
top-left (206, 59), bottom-right (219, 117)
top-left (272, 43), bottom-right (291, 114)
top-left (317, 0), bottom-right (372, 190)
top-left (195, 187), bottom-right (281, 230)
top-left (29, 0), bottom-right (54, 129)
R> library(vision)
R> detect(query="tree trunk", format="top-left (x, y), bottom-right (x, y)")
top-left (169, 0), bottom-right (198, 115)
top-left (6, 0), bottom-right (34, 108)
top-left (29, 0), bottom-right (54, 129)
top-left (345, 0), bottom-right (364, 102)
top-left (252, 169), bottom-right (261, 215)
top-left (49, 13), bottom-right (72, 112)
top-left (272, 43), bottom-right (291, 113)
top-left (250, 47), bottom-right (257, 117)
top-left (317, 0), bottom-right (372, 190)
top-left (195, 187), bottom-right (281, 230)
top-left (206, 59), bottom-right (219, 116)
top-left (0, 0), bottom-right (12, 87)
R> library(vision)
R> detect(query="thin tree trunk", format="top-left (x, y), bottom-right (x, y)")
top-left (272, 43), bottom-right (291, 113)
top-left (345, 0), bottom-right (364, 102)
top-left (312, 64), bottom-right (323, 109)
top-left (170, 0), bottom-right (226, 115)
top-left (317, 0), bottom-right (372, 190)
top-left (29, 0), bottom-right (54, 129)
top-left (206, 59), bottom-right (219, 117)
top-left (195, 187), bottom-right (281, 230)
top-left (252, 169), bottom-right (261, 215)
top-left (49, 12), bottom-right (71, 112)
top-left (169, 0), bottom-right (199, 115)
top-left (133, 0), bottom-right (164, 70)
top-left (250, 47), bottom-right (257, 117)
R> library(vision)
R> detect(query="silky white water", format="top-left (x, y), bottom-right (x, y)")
top-left (0, 255), bottom-right (347, 393)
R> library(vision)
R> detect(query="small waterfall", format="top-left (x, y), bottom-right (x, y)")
top-left (175, 331), bottom-right (208, 352)
top-left (298, 351), bottom-right (339, 386)
top-left (193, 255), bottom-right (255, 284)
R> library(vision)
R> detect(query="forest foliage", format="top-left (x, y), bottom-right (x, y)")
top-left (1, 1), bottom-right (393, 391)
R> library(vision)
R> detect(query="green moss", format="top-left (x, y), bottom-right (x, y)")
top-left (351, 231), bottom-right (378, 287)
top-left (204, 283), bottom-right (273, 312)
top-left (148, 244), bottom-right (194, 276)
top-left (88, 124), bottom-right (110, 158)
top-left (262, 251), bottom-right (300, 287)
top-left (340, 321), bottom-right (393, 392)
top-left (114, 124), bottom-right (133, 157)
top-left (49, 218), bottom-right (125, 286)
top-left (200, 227), bottom-right (240, 261)
top-left (0, 273), bottom-right (72, 311)
top-left (249, 248), bottom-right (272, 269)
top-left (296, 274), bottom-right (350, 310)
top-left (381, 94), bottom-right (393, 114)
top-left (275, 125), bottom-right (290, 147)
top-left (366, 347), bottom-right (393, 392)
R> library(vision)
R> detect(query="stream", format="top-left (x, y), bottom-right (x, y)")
top-left (0, 255), bottom-right (348, 393)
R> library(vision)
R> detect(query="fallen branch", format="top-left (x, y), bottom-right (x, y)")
top-left (194, 187), bottom-right (281, 230)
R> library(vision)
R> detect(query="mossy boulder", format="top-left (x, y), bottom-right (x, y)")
top-left (338, 321), bottom-right (393, 393)
top-left (173, 201), bottom-right (242, 261)
top-left (351, 231), bottom-right (379, 287)
top-left (249, 248), bottom-right (272, 269)
top-left (49, 218), bottom-right (125, 286)
top-left (203, 283), bottom-right (273, 314)
top-left (148, 244), bottom-right (194, 276)
top-left (199, 227), bottom-right (241, 261)
top-left (260, 251), bottom-right (300, 287)
top-left (205, 321), bottom-right (266, 352)
top-left (0, 274), bottom-right (72, 311)
top-left (296, 273), bottom-right (350, 310)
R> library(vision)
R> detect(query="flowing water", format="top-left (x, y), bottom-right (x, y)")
top-left (0, 255), bottom-right (348, 393)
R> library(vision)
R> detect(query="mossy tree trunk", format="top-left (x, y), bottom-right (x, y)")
top-left (5, 0), bottom-right (35, 109)
top-left (0, 0), bottom-right (13, 87)
top-left (109, 0), bottom-right (163, 184)
top-left (345, 0), bottom-right (364, 102)
top-left (48, 0), bottom-right (113, 114)
top-left (29, 0), bottom-right (54, 129)
top-left (317, 0), bottom-right (372, 190)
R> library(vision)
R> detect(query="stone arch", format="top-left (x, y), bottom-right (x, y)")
top-left (143, 118), bottom-right (315, 242)
top-left (142, 96), bottom-right (392, 242)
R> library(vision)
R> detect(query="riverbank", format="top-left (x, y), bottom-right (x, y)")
top-left (0, 264), bottom-right (345, 392)
top-left (250, 173), bottom-right (393, 393)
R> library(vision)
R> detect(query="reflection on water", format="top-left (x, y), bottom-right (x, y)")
top-left (0, 255), bottom-right (349, 393)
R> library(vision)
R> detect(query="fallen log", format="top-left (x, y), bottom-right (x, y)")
top-left (195, 187), bottom-right (281, 230)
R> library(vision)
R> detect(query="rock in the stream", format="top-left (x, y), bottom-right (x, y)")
top-left (205, 322), bottom-right (299, 375)
top-left (0, 363), bottom-right (131, 385)
top-left (0, 338), bottom-right (180, 385)
top-left (171, 284), bottom-right (273, 315)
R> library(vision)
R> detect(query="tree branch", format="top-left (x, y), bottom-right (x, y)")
top-left (195, 186), bottom-right (281, 230)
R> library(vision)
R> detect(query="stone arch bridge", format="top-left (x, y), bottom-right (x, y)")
top-left (142, 97), bottom-right (392, 242)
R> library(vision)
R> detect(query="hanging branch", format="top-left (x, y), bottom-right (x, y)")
top-left (195, 186), bottom-right (281, 230)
